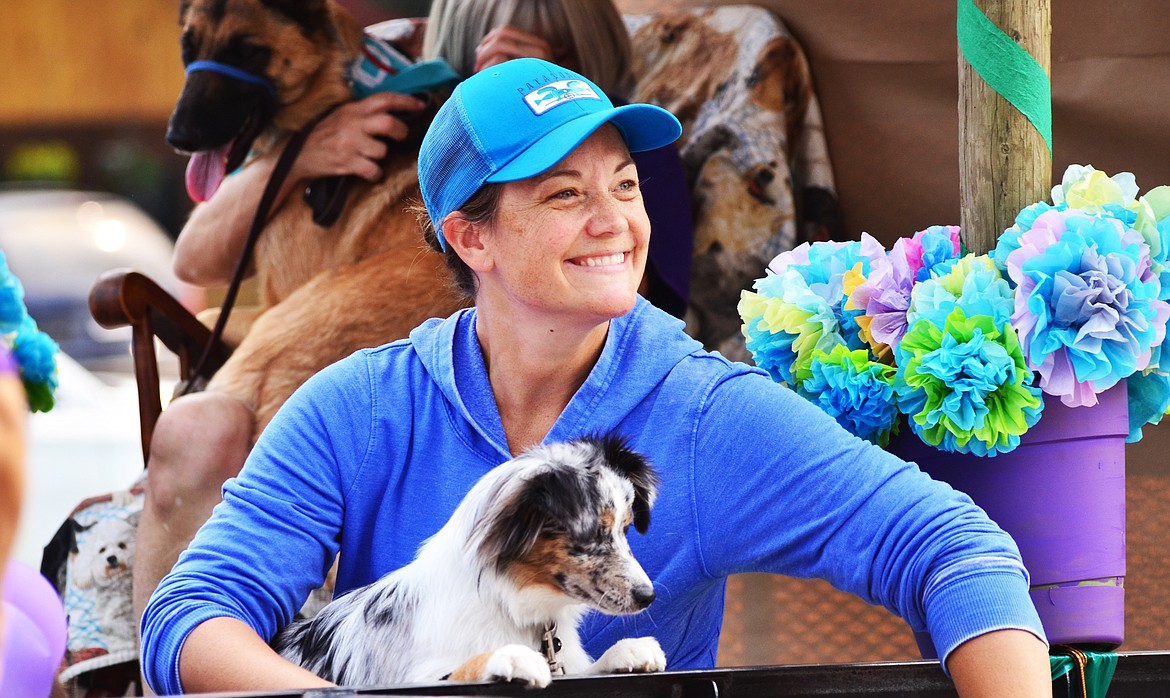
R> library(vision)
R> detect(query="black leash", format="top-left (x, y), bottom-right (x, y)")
top-left (180, 109), bottom-right (335, 396)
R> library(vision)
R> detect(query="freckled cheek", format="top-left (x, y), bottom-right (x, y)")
top-left (628, 206), bottom-right (652, 246)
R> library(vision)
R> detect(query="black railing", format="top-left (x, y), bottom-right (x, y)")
top-left (188, 651), bottom-right (1170, 698)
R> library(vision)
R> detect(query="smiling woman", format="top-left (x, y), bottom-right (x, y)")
top-left (140, 58), bottom-right (1049, 698)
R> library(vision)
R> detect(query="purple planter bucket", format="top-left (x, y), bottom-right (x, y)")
top-left (889, 382), bottom-right (1128, 656)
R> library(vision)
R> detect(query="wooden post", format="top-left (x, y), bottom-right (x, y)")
top-left (958, 0), bottom-right (1052, 255)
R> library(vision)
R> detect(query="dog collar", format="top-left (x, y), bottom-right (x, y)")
top-left (540, 622), bottom-right (564, 676)
top-left (186, 60), bottom-right (277, 100)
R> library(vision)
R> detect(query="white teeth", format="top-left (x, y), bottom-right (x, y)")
top-left (578, 253), bottom-right (626, 267)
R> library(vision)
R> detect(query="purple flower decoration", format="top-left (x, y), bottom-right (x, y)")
top-left (894, 308), bottom-right (1043, 456)
top-left (745, 165), bottom-right (1170, 455)
top-left (1002, 209), bottom-right (1170, 407)
top-left (849, 225), bottom-right (962, 355)
top-left (801, 345), bottom-right (900, 446)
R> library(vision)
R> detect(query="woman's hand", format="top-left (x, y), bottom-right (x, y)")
top-left (474, 24), bottom-right (561, 73)
top-left (293, 91), bottom-right (428, 183)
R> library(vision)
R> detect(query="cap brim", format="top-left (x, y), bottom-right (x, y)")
top-left (485, 103), bottom-right (682, 183)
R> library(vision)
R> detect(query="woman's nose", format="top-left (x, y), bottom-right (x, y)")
top-left (584, 193), bottom-right (635, 237)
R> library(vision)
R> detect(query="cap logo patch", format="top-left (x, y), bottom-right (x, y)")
top-left (523, 79), bottom-right (600, 115)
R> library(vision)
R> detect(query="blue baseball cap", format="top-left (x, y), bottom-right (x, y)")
top-left (418, 57), bottom-right (683, 250)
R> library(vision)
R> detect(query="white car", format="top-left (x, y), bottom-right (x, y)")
top-left (1, 189), bottom-right (187, 568)
top-left (0, 188), bottom-right (194, 369)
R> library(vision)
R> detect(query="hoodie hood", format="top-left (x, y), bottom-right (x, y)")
top-left (409, 297), bottom-right (704, 459)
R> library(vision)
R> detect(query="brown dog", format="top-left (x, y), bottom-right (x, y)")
top-left (167, 0), bottom-right (466, 436)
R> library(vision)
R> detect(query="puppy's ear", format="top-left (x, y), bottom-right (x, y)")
top-left (478, 466), bottom-right (590, 573)
top-left (597, 434), bottom-right (659, 534)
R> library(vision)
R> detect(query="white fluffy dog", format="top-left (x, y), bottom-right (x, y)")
top-left (71, 517), bottom-right (137, 634)
top-left (272, 434), bottom-right (665, 687)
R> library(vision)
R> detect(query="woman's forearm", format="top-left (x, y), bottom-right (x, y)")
top-left (946, 628), bottom-right (1050, 697)
top-left (172, 91), bottom-right (425, 288)
top-left (174, 616), bottom-right (334, 693)
top-left (173, 151), bottom-right (290, 287)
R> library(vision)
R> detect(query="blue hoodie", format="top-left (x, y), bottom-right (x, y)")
top-left (141, 298), bottom-right (1045, 694)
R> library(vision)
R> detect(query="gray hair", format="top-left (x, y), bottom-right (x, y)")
top-left (423, 0), bottom-right (634, 98)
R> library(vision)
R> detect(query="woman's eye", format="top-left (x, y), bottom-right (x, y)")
top-left (550, 189), bottom-right (577, 201)
top-left (616, 180), bottom-right (640, 194)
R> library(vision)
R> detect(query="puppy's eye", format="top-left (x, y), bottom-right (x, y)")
top-left (544, 524), bottom-right (567, 536)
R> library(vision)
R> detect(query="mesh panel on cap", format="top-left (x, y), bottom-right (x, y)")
top-left (420, 95), bottom-right (493, 237)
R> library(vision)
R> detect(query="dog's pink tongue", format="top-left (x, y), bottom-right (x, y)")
top-left (185, 145), bottom-right (231, 203)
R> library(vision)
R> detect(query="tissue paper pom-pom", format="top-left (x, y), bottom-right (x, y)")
top-left (991, 201), bottom-right (1065, 278)
top-left (12, 316), bottom-right (59, 413)
top-left (0, 254), bottom-right (26, 333)
top-left (1, 251), bottom-right (59, 412)
top-left (744, 237), bottom-right (891, 385)
top-left (1133, 189), bottom-right (1170, 377)
top-left (1052, 164), bottom-right (1140, 213)
top-left (740, 269), bottom-right (848, 385)
top-left (1135, 185), bottom-right (1170, 263)
top-left (1006, 209), bottom-right (1170, 407)
top-left (1127, 371), bottom-right (1170, 442)
top-left (767, 234), bottom-right (888, 352)
top-left (848, 226), bottom-right (962, 357)
top-left (801, 345), bottom-right (899, 446)
top-left (846, 250), bottom-right (910, 356)
top-left (894, 308), bottom-right (1044, 456)
top-left (767, 233), bottom-right (887, 279)
top-left (907, 255), bottom-right (1014, 332)
top-left (907, 225), bottom-right (963, 282)
top-left (740, 290), bottom-right (807, 386)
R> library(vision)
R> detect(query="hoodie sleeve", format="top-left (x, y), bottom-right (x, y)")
top-left (689, 367), bottom-right (1045, 667)
top-left (139, 352), bottom-right (376, 695)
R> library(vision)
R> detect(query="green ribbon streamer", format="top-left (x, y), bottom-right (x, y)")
top-left (1050, 651), bottom-right (1118, 698)
top-left (956, 0), bottom-right (1053, 153)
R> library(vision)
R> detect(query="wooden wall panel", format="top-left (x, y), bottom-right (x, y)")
top-left (0, 1), bottom-right (185, 125)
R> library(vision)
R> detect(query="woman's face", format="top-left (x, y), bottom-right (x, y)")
top-left (477, 125), bottom-right (650, 324)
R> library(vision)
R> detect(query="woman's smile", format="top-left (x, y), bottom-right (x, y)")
top-left (568, 251), bottom-right (630, 269)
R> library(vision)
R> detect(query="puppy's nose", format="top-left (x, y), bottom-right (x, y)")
top-left (106, 555), bottom-right (119, 567)
top-left (633, 585), bottom-right (656, 609)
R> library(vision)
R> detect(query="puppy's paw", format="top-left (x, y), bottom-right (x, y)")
top-left (590, 636), bottom-right (667, 674)
top-left (484, 644), bottom-right (552, 687)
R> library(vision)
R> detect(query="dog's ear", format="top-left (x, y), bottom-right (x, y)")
top-left (478, 467), bottom-right (591, 573)
top-left (596, 434), bottom-right (659, 534)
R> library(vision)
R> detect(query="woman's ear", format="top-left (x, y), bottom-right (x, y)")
top-left (442, 213), bottom-right (493, 273)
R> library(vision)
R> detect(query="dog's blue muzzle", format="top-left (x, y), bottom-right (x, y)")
top-left (185, 60), bottom-right (277, 100)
